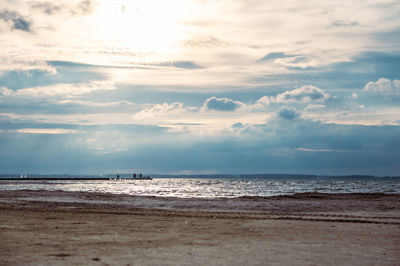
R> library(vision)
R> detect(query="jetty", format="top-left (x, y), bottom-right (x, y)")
top-left (0, 173), bottom-right (152, 181)
top-left (0, 177), bottom-right (109, 181)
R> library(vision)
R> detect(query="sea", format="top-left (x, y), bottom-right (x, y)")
top-left (1, 177), bottom-right (399, 198)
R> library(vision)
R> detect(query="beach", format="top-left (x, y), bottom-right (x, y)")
top-left (0, 190), bottom-right (399, 265)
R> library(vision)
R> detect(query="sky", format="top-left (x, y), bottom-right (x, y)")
top-left (0, 0), bottom-right (400, 176)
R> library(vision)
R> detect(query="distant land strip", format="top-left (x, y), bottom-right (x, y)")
top-left (1, 174), bottom-right (399, 180)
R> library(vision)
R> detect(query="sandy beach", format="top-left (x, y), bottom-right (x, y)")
top-left (0, 190), bottom-right (399, 265)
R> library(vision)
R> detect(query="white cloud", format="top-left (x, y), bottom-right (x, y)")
top-left (303, 104), bottom-right (325, 113)
top-left (133, 102), bottom-right (190, 121)
top-left (306, 104), bottom-right (326, 110)
top-left (250, 96), bottom-right (272, 110)
top-left (13, 128), bottom-right (78, 134)
top-left (0, 112), bottom-right (137, 126)
top-left (296, 147), bottom-right (346, 153)
top-left (0, 59), bottom-right (57, 75)
top-left (275, 85), bottom-right (330, 103)
top-left (302, 108), bottom-right (400, 126)
top-left (1, 0), bottom-right (399, 87)
top-left (12, 81), bottom-right (116, 98)
top-left (132, 98), bottom-right (271, 133)
top-left (363, 78), bottom-right (400, 94)
top-left (275, 56), bottom-right (318, 69)
top-left (57, 99), bottom-right (134, 107)
top-left (0, 87), bottom-right (13, 97)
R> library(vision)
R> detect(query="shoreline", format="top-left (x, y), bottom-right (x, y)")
top-left (1, 190), bottom-right (400, 222)
top-left (1, 190), bottom-right (399, 265)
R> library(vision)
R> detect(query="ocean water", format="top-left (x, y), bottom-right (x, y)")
top-left (0, 178), bottom-right (399, 198)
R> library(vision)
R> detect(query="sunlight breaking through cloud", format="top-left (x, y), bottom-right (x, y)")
top-left (0, 0), bottom-right (400, 175)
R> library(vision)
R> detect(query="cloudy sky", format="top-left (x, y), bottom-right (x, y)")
top-left (1, 0), bottom-right (399, 175)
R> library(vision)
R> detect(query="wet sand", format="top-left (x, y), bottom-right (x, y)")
top-left (0, 190), bottom-right (399, 265)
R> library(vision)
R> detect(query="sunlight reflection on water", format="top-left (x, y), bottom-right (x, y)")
top-left (0, 178), bottom-right (399, 198)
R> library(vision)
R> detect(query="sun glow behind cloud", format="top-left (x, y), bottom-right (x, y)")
top-left (95, 0), bottom-right (190, 57)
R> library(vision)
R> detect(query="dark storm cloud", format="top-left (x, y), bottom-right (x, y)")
top-left (325, 52), bottom-right (400, 78)
top-left (0, 67), bottom-right (106, 90)
top-left (48, 60), bottom-right (203, 70)
top-left (158, 61), bottom-right (203, 69)
top-left (0, 120), bottom-right (167, 134)
top-left (231, 122), bottom-right (244, 128)
top-left (258, 52), bottom-right (291, 62)
top-left (0, 10), bottom-right (32, 32)
top-left (374, 28), bottom-right (400, 46)
top-left (30, 2), bottom-right (62, 15)
top-left (29, 1), bottom-right (94, 16)
top-left (277, 106), bottom-right (299, 120)
top-left (257, 52), bottom-right (315, 70)
top-left (330, 20), bottom-right (359, 27)
top-left (1, 120), bottom-right (399, 175)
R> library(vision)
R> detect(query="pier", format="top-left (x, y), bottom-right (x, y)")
top-left (0, 178), bottom-right (110, 181)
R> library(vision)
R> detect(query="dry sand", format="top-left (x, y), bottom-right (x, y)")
top-left (0, 190), bottom-right (399, 265)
